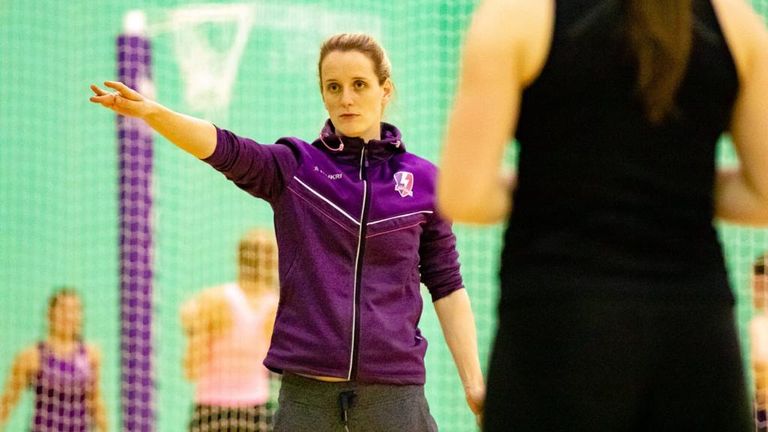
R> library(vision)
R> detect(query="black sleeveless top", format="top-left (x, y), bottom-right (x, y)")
top-left (501, 0), bottom-right (739, 303)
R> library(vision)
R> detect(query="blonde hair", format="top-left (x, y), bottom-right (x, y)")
top-left (318, 33), bottom-right (392, 86)
top-left (238, 229), bottom-right (278, 286)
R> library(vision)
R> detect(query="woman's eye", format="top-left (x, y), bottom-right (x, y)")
top-left (354, 80), bottom-right (366, 89)
top-left (328, 83), bottom-right (340, 92)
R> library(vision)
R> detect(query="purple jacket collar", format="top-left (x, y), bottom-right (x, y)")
top-left (312, 120), bottom-right (405, 165)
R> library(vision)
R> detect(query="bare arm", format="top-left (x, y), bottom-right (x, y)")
top-left (713, 0), bottom-right (768, 225)
top-left (89, 81), bottom-right (217, 159)
top-left (438, 0), bottom-right (553, 224)
top-left (86, 345), bottom-right (108, 432)
top-left (0, 347), bottom-right (38, 429)
top-left (752, 316), bottom-right (768, 409)
top-left (263, 300), bottom-right (278, 343)
top-left (433, 289), bottom-right (485, 425)
top-left (181, 296), bottom-right (209, 381)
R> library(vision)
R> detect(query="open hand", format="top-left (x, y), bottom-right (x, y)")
top-left (89, 81), bottom-right (152, 118)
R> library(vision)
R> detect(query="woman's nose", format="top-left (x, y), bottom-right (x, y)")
top-left (341, 88), bottom-right (354, 106)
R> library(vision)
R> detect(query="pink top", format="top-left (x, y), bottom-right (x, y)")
top-left (195, 284), bottom-right (277, 406)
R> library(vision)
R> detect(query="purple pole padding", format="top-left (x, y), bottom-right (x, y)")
top-left (117, 33), bottom-right (154, 432)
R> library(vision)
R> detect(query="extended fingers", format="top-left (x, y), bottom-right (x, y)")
top-left (105, 80), bottom-right (144, 101)
top-left (88, 93), bottom-right (115, 106)
top-left (104, 81), bottom-right (139, 97)
top-left (89, 83), bottom-right (119, 107)
top-left (88, 90), bottom-right (119, 108)
top-left (90, 84), bottom-right (109, 96)
top-left (103, 80), bottom-right (127, 92)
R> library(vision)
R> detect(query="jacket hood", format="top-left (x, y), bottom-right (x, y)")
top-left (312, 120), bottom-right (406, 165)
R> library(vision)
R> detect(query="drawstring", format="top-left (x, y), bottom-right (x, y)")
top-left (319, 132), bottom-right (401, 153)
top-left (320, 134), bottom-right (345, 152)
top-left (338, 390), bottom-right (356, 431)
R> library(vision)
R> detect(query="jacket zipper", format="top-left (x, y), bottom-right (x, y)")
top-left (348, 145), bottom-right (370, 380)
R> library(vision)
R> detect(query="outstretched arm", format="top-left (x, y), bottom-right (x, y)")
top-left (89, 81), bottom-right (217, 159)
top-left (181, 295), bottom-right (210, 381)
top-left (0, 347), bottom-right (38, 430)
top-left (263, 300), bottom-right (278, 343)
top-left (434, 289), bottom-right (485, 426)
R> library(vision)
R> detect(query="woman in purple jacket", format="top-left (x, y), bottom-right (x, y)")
top-left (90, 33), bottom-right (484, 431)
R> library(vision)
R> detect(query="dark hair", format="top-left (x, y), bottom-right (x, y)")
top-left (624, 0), bottom-right (693, 123)
top-left (756, 254), bottom-right (768, 276)
top-left (49, 287), bottom-right (79, 312)
top-left (318, 33), bottom-right (392, 86)
top-left (47, 287), bottom-right (82, 340)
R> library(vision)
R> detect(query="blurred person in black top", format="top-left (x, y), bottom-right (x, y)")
top-left (439, 0), bottom-right (768, 430)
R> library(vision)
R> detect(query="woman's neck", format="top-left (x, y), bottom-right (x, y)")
top-left (46, 334), bottom-right (79, 354)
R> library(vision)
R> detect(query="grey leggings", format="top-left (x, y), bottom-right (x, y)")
top-left (273, 373), bottom-right (438, 432)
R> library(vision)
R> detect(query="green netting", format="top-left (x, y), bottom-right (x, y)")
top-left (0, 1), bottom-right (766, 431)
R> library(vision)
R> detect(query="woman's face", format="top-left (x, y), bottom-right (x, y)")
top-left (49, 294), bottom-right (82, 339)
top-left (320, 50), bottom-right (392, 142)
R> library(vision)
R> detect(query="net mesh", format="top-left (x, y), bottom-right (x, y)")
top-left (0, 1), bottom-right (766, 431)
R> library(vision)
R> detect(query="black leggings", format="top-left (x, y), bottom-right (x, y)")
top-left (483, 298), bottom-right (751, 431)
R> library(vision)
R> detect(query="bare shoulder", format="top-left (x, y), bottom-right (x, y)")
top-left (467, 0), bottom-right (551, 45)
top-left (17, 345), bottom-right (39, 364)
top-left (713, 0), bottom-right (767, 31)
top-left (85, 343), bottom-right (102, 365)
top-left (13, 345), bottom-right (40, 374)
top-left (464, 0), bottom-right (554, 85)
top-left (712, 0), bottom-right (768, 79)
top-left (473, 0), bottom-right (550, 25)
top-left (181, 284), bottom-right (232, 330)
top-left (199, 285), bottom-right (230, 312)
top-left (181, 285), bottom-right (228, 316)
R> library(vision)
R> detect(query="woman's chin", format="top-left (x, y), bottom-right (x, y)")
top-left (337, 129), bottom-right (362, 139)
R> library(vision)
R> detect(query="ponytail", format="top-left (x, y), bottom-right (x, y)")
top-left (624, 0), bottom-right (693, 123)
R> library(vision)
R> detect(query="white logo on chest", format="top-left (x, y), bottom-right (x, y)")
top-left (314, 166), bottom-right (343, 180)
top-left (394, 171), bottom-right (415, 197)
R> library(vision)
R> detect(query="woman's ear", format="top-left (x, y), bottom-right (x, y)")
top-left (382, 79), bottom-right (394, 104)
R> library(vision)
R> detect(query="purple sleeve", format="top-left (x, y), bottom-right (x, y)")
top-left (203, 127), bottom-right (300, 202)
top-left (419, 212), bottom-right (465, 302)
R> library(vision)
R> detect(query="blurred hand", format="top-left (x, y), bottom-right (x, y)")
top-left (89, 81), bottom-right (154, 119)
top-left (465, 384), bottom-right (485, 428)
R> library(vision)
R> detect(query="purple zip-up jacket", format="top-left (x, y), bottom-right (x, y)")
top-left (204, 121), bottom-right (463, 385)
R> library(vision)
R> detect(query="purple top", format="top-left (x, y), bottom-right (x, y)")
top-left (31, 343), bottom-right (92, 432)
top-left (204, 121), bottom-right (464, 384)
